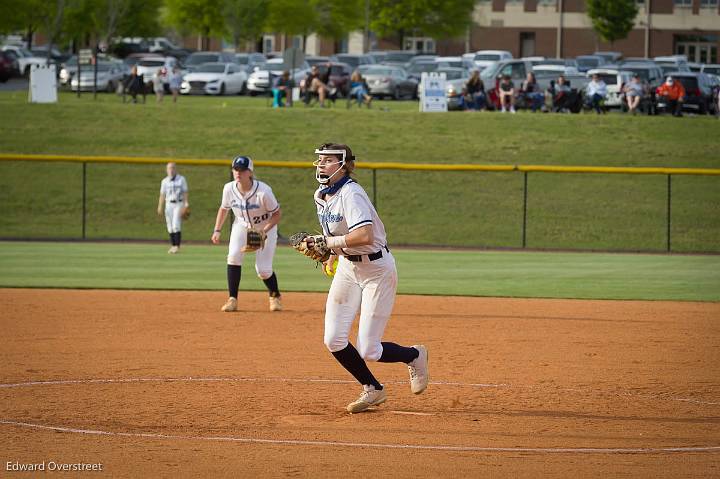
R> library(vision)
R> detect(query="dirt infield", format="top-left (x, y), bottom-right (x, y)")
top-left (1, 289), bottom-right (719, 477)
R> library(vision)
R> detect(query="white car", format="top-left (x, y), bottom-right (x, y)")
top-left (246, 58), bottom-right (310, 94)
top-left (180, 62), bottom-right (247, 95)
top-left (586, 68), bottom-right (634, 108)
top-left (533, 64), bottom-right (580, 76)
top-left (70, 62), bottom-right (126, 92)
top-left (1, 45), bottom-right (46, 75)
top-left (472, 50), bottom-right (513, 70)
top-left (135, 56), bottom-right (181, 85)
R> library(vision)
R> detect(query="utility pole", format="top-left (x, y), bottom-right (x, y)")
top-left (645, 0), bottom-right (652, 58)
top-left (556, 0), bottom-right (564, 58)
top-left (364, 0), bottom-right (370, 53)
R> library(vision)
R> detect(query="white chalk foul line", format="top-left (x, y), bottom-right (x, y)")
top-left (0, 376), bottom-right (717, 406)
top-left (1, 420), bottom-right (718, 455)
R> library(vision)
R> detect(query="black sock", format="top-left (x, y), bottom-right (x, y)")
top-left (378, 342), bottom-right (419, 364)
top-left (227, 265), bottom-right (241, 298)
top-left (176, 231), bottom-right (181, 247)
top-left (263, 273), bottom-right (280, 297)
top-left (169, 233), bottom-right (176, 246)
top-left (331, 343), bottom-right (383, 390)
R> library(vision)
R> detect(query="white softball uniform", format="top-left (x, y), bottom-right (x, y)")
top-left (315, 179), bottom-right (395, 361)
top-left (221, 179), bottom-right (280, 279)
top-left (160, 174), bottom-right (188, 234)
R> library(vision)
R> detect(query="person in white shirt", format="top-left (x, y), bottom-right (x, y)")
top-left (153, 67), bottom-right (166, 103)
top-left (211, 156), bottom-right (283, 313)
top-left (157, 162), bottom-right (189, 254)
top-left (586, 73), bottom-right (607, 114)
top-left (623, 75), bottom-right (644, 115)
top-left (303, 143), bottom-right (429, 413)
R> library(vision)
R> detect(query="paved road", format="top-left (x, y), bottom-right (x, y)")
top-left (0, 77), bottom-right (29, 91)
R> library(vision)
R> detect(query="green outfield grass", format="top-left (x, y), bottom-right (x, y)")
top-left (0, 92), bottom-right (718, 252)
top-left (0, 242), bottom-right (718, 301)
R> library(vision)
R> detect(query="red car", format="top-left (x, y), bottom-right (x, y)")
top-left (316, 62), bottom-right (353, 97)
top-left (0, 51), bottom-right (17, 82)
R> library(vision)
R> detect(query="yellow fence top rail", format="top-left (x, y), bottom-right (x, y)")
top-left (1, 153), bottom-right (719, 176)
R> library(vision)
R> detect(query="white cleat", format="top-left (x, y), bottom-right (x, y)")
top-left (221, 297), bottom-right (237, 312)
top-left (168, 246), bottom-right (179, 254)
top-left (269, 296), bottom-right (283, 312)
top-left (346, 385), bottom-right (387, 413)
top-left (408, 345), bottom-right (429, 394)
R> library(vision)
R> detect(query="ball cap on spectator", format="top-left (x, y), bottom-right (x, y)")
top-left (666, 76), bottom-right (674, 84)
top-left (232, 155), bottom-right (254, 171)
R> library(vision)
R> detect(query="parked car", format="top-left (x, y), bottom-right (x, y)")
top-left (246, 57), bottom-right (310, 95)
top-left (687, 62), bottom-right (703, 72)
top-left (615, 62), bottom-right (665, 89)
top-left (0, 51), bottom-right (15, 81)
top-left (406, 61), bottom-right (440, 82)
top-left (575, 55), bottom-right (606, 72)
top-left (180, 62), bottom-right (248, 95)
top-left (363, 65), bottom-right (419, 100)
top-left (471, 50), bottom-right (513, 70)
top-left (330, 54), bottom-right (374, 69)
top-left (70, 62), bottom-right (126, 92)
top-left (593, 51), bottom-right (623, 63)
top-left (1, 45), bottom-right (46, 75)
top-left (532, 64), bottom-right (580, 76)
top-left (305, 55), bottom-right (331, 68)
top-left (135, 56), bottom-right (181, 87)
top-left (367, 51), bottom-right (387, 64)
top-left (435, 56), bottom-right (474, 71)
top-left (586, 68), bottom-right (634, 108)
top-left (184, 51), bottom-right (236, 72)
top-left (146, 37), bottom-right (182, 53)
top-left (110, 40), bottom-right (148, 58)
top-left (700, 64), bottom-right (720, 76)
top-left (407, 55), bottom-right (437, 67)
top-left (381, 50), bottom-right (418, 67)
top-left (532, 58), bottom-right (579, 71)
top-left (30, 45), bottom-right (68, 64)
top-left (656, 72), bottom-right (717, 114)
top-left (234, 52), bottom-right (267, 72)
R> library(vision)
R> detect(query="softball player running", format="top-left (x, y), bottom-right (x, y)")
top-left (211, 156), bottom-right (283, 312)
top-left (157, 162), bottom-right (189, 254)
top-left (308, 143), bottom-right (428, 413)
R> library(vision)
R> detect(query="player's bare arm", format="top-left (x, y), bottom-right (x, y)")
top-left (157, 193), bottom-right (165, 216)
top-left (211, 207), bottom-right (229, 244)
top-left (261, 208), bottom-right (281, 235)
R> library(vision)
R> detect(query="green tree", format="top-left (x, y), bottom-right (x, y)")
top-left (223, 0), bottom-right (269, 50)
top-left (164, 0), bottom-right (225, 49)
top-left (265, 0), bottom-right (317, 41)
top-left (370, 0), bottom-right (475, 42)
top-left (0, 0), bottom-right (70, 52)
top-left (586, 0), bottom-right (638, 46)
top-left (313, 0), bottom-right (364, 41)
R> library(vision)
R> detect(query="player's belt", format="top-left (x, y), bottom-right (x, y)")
top-left (345, 245), bottom-right (390, 263)
top-left (168, 200), bottom-right (180, 203)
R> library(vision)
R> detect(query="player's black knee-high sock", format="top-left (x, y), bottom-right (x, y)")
top-left (332, 343), bottom-right (383, 390)
top-left (378, 342), bottom-right (419, 364)
top-left (169, 233), bottom-right (176, 246)
top-left (262, 272), bottom-right (280, 297)
top-left (227, 265), bottom-right (242, 298)
top-left (176, 231), bottom-right (181, 247)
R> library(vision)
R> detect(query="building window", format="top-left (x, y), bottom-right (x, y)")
top-left (262, 35), bottom-right (275, 54)
top-left (700, 0), bottom-right (718, 6)
top-left (673, 0), bottom-right (692, 6)
top-left (538, 0), bottom-right (557, 5)
top-left (292, 35), bottom-right (303, 50)
top-left (404, 37), bottom-right (435, 53)
top-left (675, 34), bottom-right (718, 63)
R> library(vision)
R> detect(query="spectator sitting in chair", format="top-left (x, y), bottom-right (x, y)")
top-left (349, 70), bottom-right (372, 106)
top-left (623, 74), bottom-right (644, 115)
top-left (301, 65), bottom-right (335, 107)
top-left (549, 75), bottom-right (572, 112)
top-left (586, 73), bottom-right (607, 114)
top-left (656, 76), bottom-right (685, 117)
top-left (461, 70), bottom-right (486, 111)
top-left (520, 72), bottom-right (543, 112)
top-left (498, 75), bottom-right (515, 113)
top-left (272, 70), bottom-right (293, 108)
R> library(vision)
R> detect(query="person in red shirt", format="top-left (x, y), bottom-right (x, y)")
top-left (656, 76), bottom-right (686, 117)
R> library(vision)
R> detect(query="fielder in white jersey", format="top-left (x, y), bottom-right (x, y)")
top-left (157, 162), bottom-right (189, 254)
top-left (309, 143), bottom-right (429, 413)
top-left (211, 156), bottom-right (283, 312)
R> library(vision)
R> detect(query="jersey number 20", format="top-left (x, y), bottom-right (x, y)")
top-left (253, 213), bottom-right (270, 224)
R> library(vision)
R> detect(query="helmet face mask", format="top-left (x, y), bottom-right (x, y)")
top-left (314, 148), bottom-right (347, 184)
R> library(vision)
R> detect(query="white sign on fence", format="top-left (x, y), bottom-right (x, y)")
top-left (28, 64), bottom-right (58, 104)
top-left (420, 72), bottom-right (447, 112)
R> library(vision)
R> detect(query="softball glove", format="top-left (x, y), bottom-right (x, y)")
top-left (289, 232), bottom-right (332, 263)
top-left (240, 229), bottom-right (266, 252)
